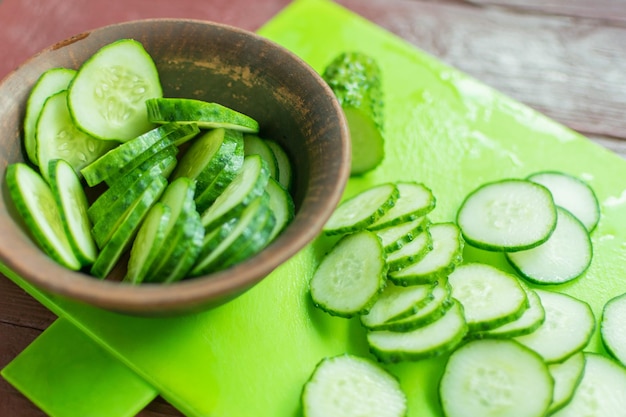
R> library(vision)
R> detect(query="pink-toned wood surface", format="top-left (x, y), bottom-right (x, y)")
top-left (2, 0), bottom-right (626, 415)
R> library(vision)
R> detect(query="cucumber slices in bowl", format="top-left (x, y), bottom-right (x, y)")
top-left (6, 38), bottom-right (297, 284)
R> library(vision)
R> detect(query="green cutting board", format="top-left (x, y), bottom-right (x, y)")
top-left (5, 0), bottom-right (626, 415)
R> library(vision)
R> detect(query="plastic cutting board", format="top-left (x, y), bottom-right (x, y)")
top-left (4, 0), bottom-right (626, 415)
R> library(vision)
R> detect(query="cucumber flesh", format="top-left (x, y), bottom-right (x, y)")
top-left (302, 354), bottom-right (407, 417)
top-left (200, 154), bottom-right (270, 231)
top-left (146, 97), bottom-right (259, 133)
top-left (505, 206), bottom-right (592, 285)
top-left (550, 353), bottom-right (626, 417)
top-left (448, 262), bottom-right (528, 333)
top-left (374, 216), bottom-right (430, 253)
top-left (514, 289), bottom-right (595, 364)
top-left (527, 170), bottom-right (600, 232)
top-left (24, 67), bottom-right (76, 165)
top-left (548, 352), bottom-right (585, 414)
top-left (439, 338), bottom-right (553, 417)
top-left (344, 107), bottom-right (385, 175)
top-left (265, 139), bottom-right (293, 191)
top-left (5, 163), bottom-right (80, 270)
top-left (36, 90), bottom-right (115, 181)
top-left (323, 183), bottom-right (399, 235)
top-left (309, 230), bottom-right (387, 318)
top-left (244, 134), bottom-right (279, 179)
top-left (600, 291), bottom-right (626, 367)
top-left (266, 177), bottom-right (295, 241)
top-left (367, 299), bottom-right (467, 363)
top-left (68, 38), bottom-right (163, 141)
top-left (124, 202), bottom-right (171, 284)
top-left (48, 159), bottom-right (98, 266)
top-left (385, 226), bottom-right (433, 272)
top-left (457, 179), bottom-right (557, 252)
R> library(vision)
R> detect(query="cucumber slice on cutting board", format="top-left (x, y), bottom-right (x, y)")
top-left (36, 90), bottom-right (115, 181)
top-left (146, 97), bottom-right (259, 133)
top-left (23, 67), bottom-right (76, 165)
top-left (5, 163), bottom-right (80, 270)
top-left (323, 51), bottom-right (385, 176)
top-left (68, 38), bottom-right (163, 141)
top-left (302, 354), bottom-right (407, 417)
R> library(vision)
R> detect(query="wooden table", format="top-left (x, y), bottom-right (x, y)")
top-left (2, 0), bottom-right (625, 415)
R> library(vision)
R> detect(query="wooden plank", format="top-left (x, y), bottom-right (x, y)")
top-left (0, 275), bottom-right (56, 330)
top-left (338, 0), bottom-right (626, 140)
top-left (465, 0), bottom-right (626, 22)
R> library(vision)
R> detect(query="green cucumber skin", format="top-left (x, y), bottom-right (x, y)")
top-left (200, 154), bottom-right (271, 231)
top-left (146, 98), bottom-right (259, 133)
top-left (5, 163), bottom-right (81, 270)
top-left (90, 175), bottom-right (168, 279)
top-left (265, 139), bottom-right (293, 191)
top-left (24, 67), bottom-right (77, 165)
top-left (266, 177), bottom-right (295, 242)
top-left (87, 149), bottom-right (178, 224)
top-left (48, 159), bottom-right (98, 266)
top-left (244, 134), bottom-right (279, 179)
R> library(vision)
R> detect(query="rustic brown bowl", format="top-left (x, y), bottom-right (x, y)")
top-left (0, 19), bottom-right (350, 315)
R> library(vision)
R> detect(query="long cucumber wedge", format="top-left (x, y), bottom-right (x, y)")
top-left (5, 163), bottom-right (80, 270)
top-left (68, 39), bottom-right (163, 141)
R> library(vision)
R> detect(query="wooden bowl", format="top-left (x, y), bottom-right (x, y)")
top-left (0, 19), bottom-right (350, 315)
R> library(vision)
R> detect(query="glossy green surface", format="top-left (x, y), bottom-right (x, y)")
top-left (4, 0), bottom-right (626, 415)
top-left (0, 318), bottom-right (157, 417)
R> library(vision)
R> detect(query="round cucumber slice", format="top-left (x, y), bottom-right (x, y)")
top-left (68, 38), bottom-right (163, 141)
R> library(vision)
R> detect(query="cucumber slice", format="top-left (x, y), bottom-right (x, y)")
top-left (301, 354), bottom-right (407, 417)
top-left (193, 131), bottom-right (245, 214)
top-left (87, 148), bottom-right (177, 224)
top-left (322, 51), bottom-right (385, 176)
top-left (367, 299), bottom-right (467, 363)
top-left (385, 226), bottom-right (433, 272)
top-left (142, 177), bottom-right (199, 282)
top-left (600, 291), bottom-right (626, 367)
top-left (146, 97), bottom-right (259, 133)
top-left (548, 352), bottom-right (585, 414)
top-left (124, 202), bottom-right (171, 284)
top-left (191, 195), bottom-right (273, 275)
top-left (323, 183), bottom-right (399, 235)
top-left (244, 134), bottom-right (279, 179)
top-left (48, 159), bottom-right (97, 266)
top-left (309, 230), bottom-right (387, 318)
top-left (24, 67), bottom-right (76, 165)
top-left (439, 339), bottom-right (553, 417)
top-left (448, 262), bottom-right (528, 333)
top-left (172, 128), bottom-right (242, 193)
top-left (527, 170), bottom-right (600, 232)
top-left (367, 182), bottom-right (436, 230)
top-left (359, 281), bottom-right (437, 329)
top-left (265, 139), bottom-right (293, 191)
top-left (5, 163), bottom-right (80, 270)
top-left (505, 206), bottom-right (593, 285)
top-left (36, 90), bottom-right (115, 181)
top-left (374, 216), bottom-right (430, 253)
top-left (457, 179), bottom-right (557, 252)
top-left (388, 222), bottom-right (464, 286)
top-left (365, 280), bottom-right (453, 332)
top-left (473, 283), bottom-right (545, 339)
top-left (266, 177), bottom-right (295, 241)
top-left (514, 289), bottom-right (595, 364)
top-left (90, 175), bottom-right (167, 279)
top-left (80, 122), bottom-right (195, 187)
top-left (200, 154), bottom-right (270, 231)
top-left (68, 39), bottom-right (163, 141)
top-left (550, 353), bottom-right (626, 417)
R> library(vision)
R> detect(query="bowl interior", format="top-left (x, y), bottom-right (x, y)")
top-left (0, 19), bottom-right (350, 315)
